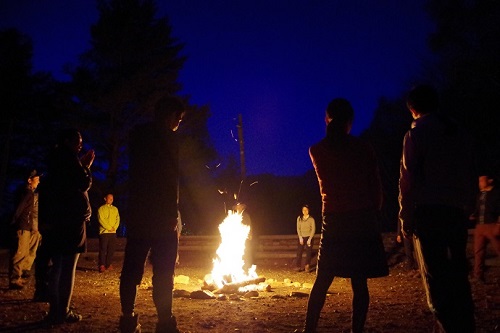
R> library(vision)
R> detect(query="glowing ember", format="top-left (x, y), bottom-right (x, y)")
top-left (207, 210), bottom-right (258, 289)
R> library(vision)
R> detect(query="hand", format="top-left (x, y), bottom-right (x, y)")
top-left (396, 235), bottom-right (402, 243)
top-left (80, 149), bottom-right (95, 168)
top-left (299, 237), bottom-right (303, 245)
top-left (306, 240), bottom-right (311, 247)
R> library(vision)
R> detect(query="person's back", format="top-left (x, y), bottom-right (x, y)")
top-left (398, 84), bottom-right (475, 333)
top-left (401, 113), bottom-right (475, 209)
top-left (127, 121), bottom-right (179, 239)
top-left (310, 134), bottom-right (382, 214)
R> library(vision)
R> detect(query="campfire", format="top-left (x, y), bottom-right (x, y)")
top-left (203, 210), bottom-right (266, 294)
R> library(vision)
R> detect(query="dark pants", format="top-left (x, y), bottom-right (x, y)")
top-left (99, 233), bottom-right (117, 268)
top-left (120, 230), bottom-right (178, 323)
top-left (295, 236), bottom-right (313, 268)
top-left (304, 268), bottom-right (369, 333)
top-left (473, 223), bottom-right (500, 279)
top-left (413, 204), bottom-right (475, 333)
top-left (34, 236), bottom-right (52, 295)
top-left (48, 253), bottom-right (80, 318)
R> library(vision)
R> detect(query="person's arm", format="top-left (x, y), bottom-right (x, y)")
top-left (399, 131), bottom-right (418, 238)
top-left (307, 218), bottom-right (315, 245)
top-left (112, 206), bottom-right (120, 231)
top-left (297, 216), bottom-right (303, 244)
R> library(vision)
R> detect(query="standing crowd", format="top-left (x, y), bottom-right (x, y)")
top-left (6, 87), bottom-right (500, 333)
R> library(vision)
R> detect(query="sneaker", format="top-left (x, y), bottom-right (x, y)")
top-left (107, 265), bottom-right (114, 271)
top-left (9, 279), bottom-right (24, 290)
top-left (155, 315), bottom-right (179, 333)
top-left (42, 310), bottom-right (82, 325)
top-left (119, 314), bottom-right (141, 333)
top-left (63, 310), bottom-right (83, 323)
top-left (99, 265), bottom-right (106, 273)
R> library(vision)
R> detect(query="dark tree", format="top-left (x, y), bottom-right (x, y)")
top-left (69, 0), bottom-right (187, 192)
top-left (425, 0), bottom-right (500, 176)
top-left (69, 0), bottom-right (219, 233)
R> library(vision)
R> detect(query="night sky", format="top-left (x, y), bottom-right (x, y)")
top-left (1, 1), bottom-right (435, 176)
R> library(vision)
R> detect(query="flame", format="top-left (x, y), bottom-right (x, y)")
top-left (208, 210), bottom-right (258, 289)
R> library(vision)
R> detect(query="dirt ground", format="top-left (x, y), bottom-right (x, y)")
top-left (0, 234), bottom-right (499, 333)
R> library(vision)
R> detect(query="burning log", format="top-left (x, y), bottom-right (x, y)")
top-left (214, 276), bottom-right (266, 294)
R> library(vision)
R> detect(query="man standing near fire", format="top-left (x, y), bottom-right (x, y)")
top-left (298, 97), bottom-right (388, 333)
top-left (119, 96), bottom-right (185, 333)
top-left (398, 84), bottom-right (475, 332)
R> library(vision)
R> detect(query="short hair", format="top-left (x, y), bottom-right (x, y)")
top-left (406, 84), bottom-right (439, 114)
top-left (154, 96), bottom-right (185, 121)
top-left (326, 98), bottom-right (354, 126)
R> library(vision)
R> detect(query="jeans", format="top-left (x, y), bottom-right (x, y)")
top-left (413, 204), bottom-right (475, 333)
top-left (48, 253), bottom-right (80, 317)
top-left (120, 230), bottom-right (178, 323)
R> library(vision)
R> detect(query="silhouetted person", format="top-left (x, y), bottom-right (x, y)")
top-left (38, 128), bottom-right (94, 324)
top-left (119, 96), bottom-right (185, 333)
top-left (399, 84), bottom-right (476, 332)
top-left (298, 98), bottom-right (388, 333)
top-left (9, 170), bottom-right (42, 290)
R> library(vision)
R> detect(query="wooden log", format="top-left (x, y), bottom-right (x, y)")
top-left (214, 276), bottom-right (266, 294)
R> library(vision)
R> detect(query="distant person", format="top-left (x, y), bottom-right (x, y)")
top-left (38, 128), bottom-right (94, 325)
top-left (233, 202), bottom-right (254, 270)
top-left (97, 193), bottom-right (120, 273)
top-left (298, 98), bottom-right (388, 333)
top-left (119, 96), bottom-right (185, 333)
top-left (469, 175), bottom-right (500, 283)
top-left (294, 204), bottom-right (315, 273)
top-left (9, 170), bottom-right (42, 290)
top-left (398, 84), bottom-right (476, 332)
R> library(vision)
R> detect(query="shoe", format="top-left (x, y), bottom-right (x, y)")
top-left (43, 310), bottom-right (82, 325)
top-left (119, 314), bottom-right (141, 333)
top-left (294, 267), bottom-right (304, 272)
top-left (107, 265), bottom-right (114, 271)
top-left (9, 279), bottom-right (24, 290)
top-left (63, 310), bottom-right (83, 323)
top-left (99, 265), bottom-right (106, 273)
top-left (155, 315), bottom-right (179, 333)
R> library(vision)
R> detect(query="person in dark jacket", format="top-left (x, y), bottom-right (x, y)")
top-left (399, 84), bottom-right (476, 332)
top-left (9, 170), bottom-right (42, 290)
top-left (298, 98), bottom-right (388, 333)
top-left (38, 128), bottom-right (94, 325)
top-left (119, 96), bottom-right (185, 333)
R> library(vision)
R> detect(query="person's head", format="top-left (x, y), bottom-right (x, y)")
top-left (406, 84), bottom-right (439, 119)
top-left (57, 128), bottom-right (83, 154)
top-left (104, 193), bottom-right (114, 205)
top-left (27, 169), bottom-right (41, 190)
top-left (301, 204), bottom-right (310, 217)
top-left (478, 175), bottom-right (494, 191)
top-left (155, 96), bottom-right (186, 131)
top-left (325, 98), bottom-right (354, 134)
